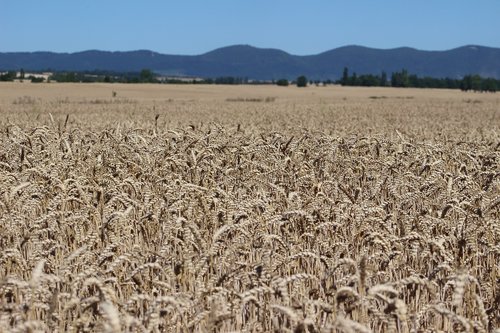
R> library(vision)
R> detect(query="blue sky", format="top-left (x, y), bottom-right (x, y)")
top-left (2, 1), bottom-right (499, 54)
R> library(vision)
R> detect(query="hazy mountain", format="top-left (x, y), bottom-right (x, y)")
top-left (1, 44), bottom-right (499, 80)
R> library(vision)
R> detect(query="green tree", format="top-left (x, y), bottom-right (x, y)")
top-left (482, 78), bottom-right (497, 92)
top-left (470, 75), bottom-right (482, 91)
top-left (358, 74), bottom-right (379, 86)
top-left (30, 76), bottom-right (44, 83)
top-left (391, 69), bottom-right (410, 87)
top-left (276, 79), bottom-right (289, 86)
top-left (140, 69), bottom-right (155, 83)
top-left (0, 71), bottom-right (16, 81)
top-left (296, 75), bottom-right (307, 87)
top-left (380, 71), bottom-right (387, 86)
top-left (408, 74), bottom-right (419, 87)
top-left (341, 67), bottom-right (349, 86)
top-left (350, 72), bottom-right (358, 86)
top-left (64, 72), bottom-right (77, 82)
top-left (461, 75), bottom-right (472, 91)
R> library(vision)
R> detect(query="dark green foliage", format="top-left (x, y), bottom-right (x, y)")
top-left (276, 79), bottom-right (289, 86)
top-left (29, 76), bottom-right (44, 83)
top-left (140, 69), bottom-right (157, 83)
top-left (357, 74), bottom-right (380, 87)
top-left (481, 78), bottom-right (498, 92)
top-left (11, 66), bottom-right (497, 92)
top-left (380, 71), bottom-right (388, 86)
top-left (42, 70), bottom-right (270, 85)
top-left (49, 72), bottom-right (78, 82)
top-left (339, 67), bottom-right (498, 92)
top-left (48, 70), bottom-right (151, 83)
top-left (296, 75), bottom-right (307, 87)
top-left (341, 67), bottom-right (349, 86)
top-left (391, 69), bottom-right (410, 87)
top-left (214, 77), bottom-right (246, 84)
top-left (0, 71), bottom-right (16, 81)
top-left (460, 75), bottom-right (498, 92)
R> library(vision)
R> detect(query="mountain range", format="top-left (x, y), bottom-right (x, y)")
top-left (1, 45), bottom-right (499, 80)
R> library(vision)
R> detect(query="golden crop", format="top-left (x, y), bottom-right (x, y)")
top-left (0, 83), bottom-right (498, 332)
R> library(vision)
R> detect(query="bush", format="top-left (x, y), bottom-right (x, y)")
top-left (0, 71), bottom-right (16, 81)
top-left (29, 76), bottom-right (45, 83)
top-left (276, 79), bottom-right (289, 86)
top-left (296, 75), bottom-right (307, 87)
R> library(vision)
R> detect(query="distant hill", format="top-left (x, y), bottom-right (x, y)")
top-left (1, 44), bottom-right (499, 80)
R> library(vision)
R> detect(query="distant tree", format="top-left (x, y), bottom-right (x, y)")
top-left (215, 76), bottom-right (240, 84)
top-left (460, 75), bottom-right (472, 91)
top-left (140, 69), bottom-right (155, 83)
top-left (0, 71), bottom-right (16, 81)
top-left (341, 67), bottom-right (349, 86)
top-left (391, 69), bottom-right (410, 87)
top-left (337, 67), bottom-right (497, 91)
top-left (380, 71), bottom-right (387, 86)
top-left (357, 74), bottom-right (379, 86)
top-left (276, 79), bottom-right (289, 86)
top-left (350, 72), bottom-right (358, 86)
top-left (56, 72), bottom-right (78, 82)
top-left (445, 78), bottom-right (459, 89)
top-left (20, 68), bottom-right (25, 79)
top-left (482, 78), bottom-right (498, 92)
top-left (296, 75), bottom-right (307, 87)
top-left (470, 75), bottom-right (482, 92)
top-left (29, 76), bottom-right (44, 83)
top-left (408, 74), bottom-right (419, 87)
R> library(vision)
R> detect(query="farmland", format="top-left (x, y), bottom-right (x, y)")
top-left (0, 82), bottom-right (498, 332)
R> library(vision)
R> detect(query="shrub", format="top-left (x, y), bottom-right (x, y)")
top-left (276, 79), bottom-right (289, 86)
top-left (296, 75), bottom-right (307, 87)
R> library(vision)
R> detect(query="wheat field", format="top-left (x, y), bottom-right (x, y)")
top-left (0, 83), bottom-right (498, 333)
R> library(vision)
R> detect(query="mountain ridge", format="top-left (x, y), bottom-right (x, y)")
top-left (1, 44), bottom-right (499, 80)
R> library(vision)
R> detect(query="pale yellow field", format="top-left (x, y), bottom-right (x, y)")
top-left (1, 82), bottom-right (498, 135)
top-left (0, 82), bottom-right (498, 332)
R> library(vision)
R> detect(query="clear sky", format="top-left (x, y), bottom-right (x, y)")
top-left (2, 1), bottom-right (499, 55)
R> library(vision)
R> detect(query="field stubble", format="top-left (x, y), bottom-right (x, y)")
top-left (0, 83), bottom-right (499, 332)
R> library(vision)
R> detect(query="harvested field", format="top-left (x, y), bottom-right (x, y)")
top-left (0, 83), bottom-right (498, 332)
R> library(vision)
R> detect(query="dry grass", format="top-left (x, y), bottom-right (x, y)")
top-left (0, 83), bottom-right (499, 332)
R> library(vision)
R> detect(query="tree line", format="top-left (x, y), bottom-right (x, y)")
top-left (1, 69), bottom-right (309, 86)
top-left (2, 67), bottom-right (498, 91)
top-left (339, 68), bottom-right (498, 92)
top-left (0, 70), bottom-right (44, 83)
